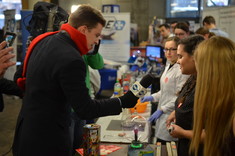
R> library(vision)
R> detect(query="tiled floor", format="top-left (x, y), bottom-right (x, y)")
top-left (0, 95), bottom-right (22, 156)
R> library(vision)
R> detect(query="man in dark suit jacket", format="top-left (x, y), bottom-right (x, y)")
top-left (12, 4), bottom-right (154, 156)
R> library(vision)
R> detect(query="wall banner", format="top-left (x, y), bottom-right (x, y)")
top-left (99, 13), bottom-right (130, 62)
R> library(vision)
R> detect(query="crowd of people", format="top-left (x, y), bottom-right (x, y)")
top-left (0, 3), bottom-right (234, 156)
top-left (142, 15), bottom-right (234, 156)
top-left (157, 16), bottom-right (228, 46)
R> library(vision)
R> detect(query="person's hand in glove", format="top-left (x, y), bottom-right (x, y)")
top-left (141, 96), bottom-right (154, 103)
top-left (119, 73), bottom-right (155, 108)
top-left (148, 109), bottom-right (163, 122)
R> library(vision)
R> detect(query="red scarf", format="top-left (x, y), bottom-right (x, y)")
top-left (60, 23), bottom-right (89, 55)
top-left (17, 23), bottom-right (89, 90)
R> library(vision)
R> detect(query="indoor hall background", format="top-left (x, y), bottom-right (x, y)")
top-left (26, 0), bottom-right (166, 46)
top-left (0, 0), bottom-right (164, 154)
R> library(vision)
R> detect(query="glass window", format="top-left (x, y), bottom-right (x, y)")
top-left (0, 0), bottom-right (22, 28)
top-left (206, 0), bottom-right (229, 7)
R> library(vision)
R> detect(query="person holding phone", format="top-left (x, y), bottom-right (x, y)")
top-left (0, 41), bottom-right (16, 77)
top-left (0, 41), bottom-right (19, 112)
top-left (4, 32), bottom-right (16, 48)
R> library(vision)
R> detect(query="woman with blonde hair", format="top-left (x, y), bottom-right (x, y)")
top-left (191, 36), bottom-right (235, 156)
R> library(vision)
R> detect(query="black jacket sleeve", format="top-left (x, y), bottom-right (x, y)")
top-left (0, 78), bottom-right (23, 112)
top-left (0, 78), bottom-right (23, 97)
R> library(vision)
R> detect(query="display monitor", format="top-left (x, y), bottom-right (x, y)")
top-left (166, 0), bottom-right (200, 18)
top-left (146, 45), bottom-right (162, 58)
top-left (207, 0), bottom-right (229, 7)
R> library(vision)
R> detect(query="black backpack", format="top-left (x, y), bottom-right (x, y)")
top-left (27, 1), bottom-right (69, 38)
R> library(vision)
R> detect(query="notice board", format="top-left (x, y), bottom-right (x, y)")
top-left (99, 13), bottom-right (130, 62)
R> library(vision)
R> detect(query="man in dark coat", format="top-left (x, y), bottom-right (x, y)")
top-left (12, 4), bottom-right (154, 156)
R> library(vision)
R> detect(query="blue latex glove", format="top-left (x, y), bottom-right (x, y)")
top-left (141, 96), bottom-right (154, 103)
top-left (148, 110), bottom-right (163, 122)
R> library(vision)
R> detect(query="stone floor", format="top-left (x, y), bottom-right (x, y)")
top-left (0, 95), bottom-right (22, 156)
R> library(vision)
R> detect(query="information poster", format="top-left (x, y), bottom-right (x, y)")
top-left (99, 13), bottom-right (130, 62)
top-left (203, 6), bottom-right (235, 42)
top-left (219, 7), bottom-right (235, 42)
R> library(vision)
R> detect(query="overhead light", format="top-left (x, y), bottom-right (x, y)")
top-left (171, 3), bottom-right (178, 7)
top-left (71, 5), bottom-right (81, 13)
top-left (2, 0), bottom-right (21, 2)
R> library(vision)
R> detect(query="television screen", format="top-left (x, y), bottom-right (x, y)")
top-left (146, 45), bottom-right (162, 58)
top-left (166, 0), bottom-right (200, 18)
top-left (207, 0), bottom-right (229, 7)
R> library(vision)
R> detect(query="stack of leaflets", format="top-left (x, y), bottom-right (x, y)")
top-left (166, 142), bottom-right (177, 156)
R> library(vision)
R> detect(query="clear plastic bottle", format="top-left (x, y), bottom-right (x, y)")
top-left (129, 76), bottom-right (135, 87)
top-left (113, 91), bottom-right (119, 98)
top-left (114, 80), bottom-right (121, 97)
